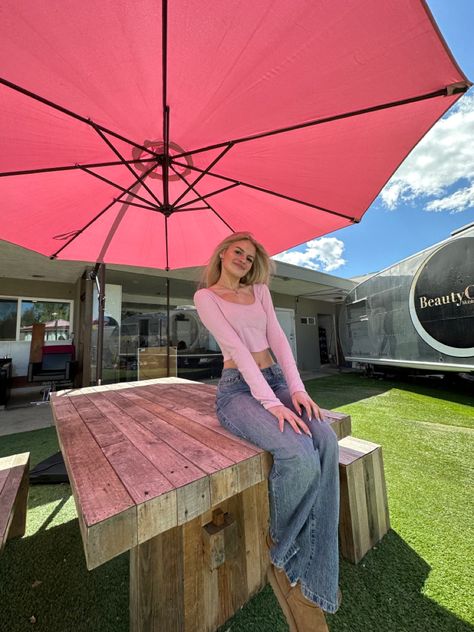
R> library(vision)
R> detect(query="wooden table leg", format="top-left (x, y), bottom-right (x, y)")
top-left (130, 526), bottom-right (185, 632)
top-left (130, 482), bottom-right (270, 632)
top-left (8, 453), bottom-right (30, 541)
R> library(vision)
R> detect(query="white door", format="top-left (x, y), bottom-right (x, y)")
top-left (275, 308), bottom-right (298, 361)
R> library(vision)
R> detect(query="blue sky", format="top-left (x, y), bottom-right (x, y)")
top-left (274, 0), bottom-right (474, 279)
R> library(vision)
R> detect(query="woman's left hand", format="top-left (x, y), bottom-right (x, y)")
top-left (291, 391), bottom-right (322, 422)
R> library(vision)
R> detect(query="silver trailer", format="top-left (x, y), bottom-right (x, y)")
top-left (339, 223), bottom-right (474, 375)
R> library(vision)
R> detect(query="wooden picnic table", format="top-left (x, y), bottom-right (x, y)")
top-left (50, 378), bottom-right (272, 632)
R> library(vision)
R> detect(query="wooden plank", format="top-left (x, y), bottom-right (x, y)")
top-left (130, 526), bottom-right (185, 632)
top-left (52, 398), bottom-right (137, 569)
top-left (82, 392), bottom-right (209, 541)
top-left (183, 516), bottom-right (206, 632)
top-left (136, 492), bottom-right (177, 544)
top-left (71, 395), bottom-right (182, 543)
top-left (322, 410), bottom-right (351, 439)
top-left (0, 468), bottom-right (9, 497)
top-left (174, 406), bottom-right (261, 451)
top-left (67, 395), bottom-right (124, 447)
top-left (134, 385), bottom-right (260, 453)
top-left (88, 390), bottom-right (215, 530)
top-left (338, 436), bottom-right (390, 564)
top-left (8, 454), bottom-right (30, 541)
top-left (365, 448), bottom-right (390, 543)
top-left (339, 435), bottom-right (379, 456)
top-left (254, 479), bottom-right (271, 582)
top-left (103, 389), bottom-right (234, 474)
top-left (241, 484), bottom-right (260, 596)
top-left (84, 392), bottom-right (207, 488)
top-left (129, 386), bottom-right (259, 463)
top-left (138, 346), bottom-right (177, 380)
top-left (176, 382), bottom-right (217, 398)
top-left (177, 476), bottom-right (211, 525)
top-left (201, 509), bottom-right (219, 632)
top-left (217, 492), bottom-right (248, 625)
top-left (351, 458), bottom-right (371, 562)
top-left (137, 385), bottom-right (219, 419)
top-left (209, 455), bottom-right (263, 506)
top-left (0, 453), bottom-right (30, 550)
top-left (209, 464), bottom-right (240, 508)
top-left (29, 323), bottom-right (45, 363)
top-left (70, 396), bottom-right (174, 505)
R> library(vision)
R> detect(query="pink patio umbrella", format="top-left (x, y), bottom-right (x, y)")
top-left (0, 0), bottom-right (471, 271)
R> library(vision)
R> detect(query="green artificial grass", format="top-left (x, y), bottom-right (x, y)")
top-left (0, 374), bottom-right (472, 632)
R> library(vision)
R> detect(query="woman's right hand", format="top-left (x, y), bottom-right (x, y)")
top-left (267, 405), bottom-right (312, 436)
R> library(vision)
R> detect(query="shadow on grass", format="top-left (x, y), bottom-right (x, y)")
top-left (220, 530), bottom-right (473, 632)
top-left (305, 373), bottom-right (393, 410)
top-left (27, 483), bottom-right (72, 511)
top-left (0, 519), bottom-right (129, 632)
top-left (1, 512), bottom-right (472, 632)
top-left (373, 373), bottom-right (473, 406)
top-left (333, 530), bottom-right (474, 632)
top-left (305, 373), bottom-right (474, 412)
top-left (0, 426), bottom-right (59, 469)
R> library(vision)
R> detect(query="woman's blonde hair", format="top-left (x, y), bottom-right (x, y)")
top-left (200, 232), bottom-right (275, 288)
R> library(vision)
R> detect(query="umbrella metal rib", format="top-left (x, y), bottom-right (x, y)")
top-left (77, 165), bottom-right (162, 211)
top-left (169, 163), bottom-right (236, 233)
top-left (174, 183), bottom-right (240, 210)
top-left (172, 143), bottom-right (234, 207)
top-left (91, 122), bottom-right (163, 207)
top-left (0, 158), bottom-right (158, 179)
top-left (171, 160), bottom-right (357, 223)
top-left (171, 84), bottom-right (471, 161)
top-left (0, 76), bottom-right (162, 162)
top-left (50, 161), bottom-right (159, 259)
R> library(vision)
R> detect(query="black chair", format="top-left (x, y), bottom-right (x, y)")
top-left (28, 345), bottom-right (77, 398)
top-left (0, 358), bottom-right (12, 406)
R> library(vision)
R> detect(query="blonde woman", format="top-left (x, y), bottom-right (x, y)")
top-left (194, 232), bottom-right (340, 632)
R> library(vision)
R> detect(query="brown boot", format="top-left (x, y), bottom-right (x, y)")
top-left (286, 583), bottom-right (329, 632)
top-left (267, 565), bottom-right (298, 632)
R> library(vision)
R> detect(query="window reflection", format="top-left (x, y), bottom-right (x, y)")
top-left (19, 301), bottom-right (71, 341)
top-left (98, 301), bottom-right (223, 383)
top-left (0, 299), bottom-right (18, 341)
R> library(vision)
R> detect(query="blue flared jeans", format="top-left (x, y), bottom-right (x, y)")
top-left (216, 364), bottom-right (340, 613)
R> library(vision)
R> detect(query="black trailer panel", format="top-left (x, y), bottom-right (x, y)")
top-left (339, 229), bottom-right (474, 374)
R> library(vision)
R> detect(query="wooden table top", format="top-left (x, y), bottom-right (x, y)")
top-left (51, 378), bottom-right (269, 570)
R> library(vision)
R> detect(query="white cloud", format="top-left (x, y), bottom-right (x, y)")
top-left (426, 183), bottom-right (474, 213)
top-left (381, 94), bottom-right (474, 213)
top-left (273, 236), bottom-right (346, 272)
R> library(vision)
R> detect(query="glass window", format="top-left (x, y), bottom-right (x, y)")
top-left (0, 299), bottom-right (18, 340)
top-left (20, 300), bottom-right (72, 341)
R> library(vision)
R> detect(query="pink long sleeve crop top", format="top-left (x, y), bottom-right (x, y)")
top-left (193, 283), bottom-right (306, 409)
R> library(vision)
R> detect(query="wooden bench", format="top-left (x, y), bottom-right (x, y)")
top-left (0, 452), bottom-right (30, 553)
top-left (50, 379), bottom-right (352, 632)
top-left (338, 436), bottom-right (390, 564)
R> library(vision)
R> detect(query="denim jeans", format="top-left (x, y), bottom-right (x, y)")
top-left (216, 364), bottom-right (340, 613)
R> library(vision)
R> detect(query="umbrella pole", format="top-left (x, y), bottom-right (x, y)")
top-left (95, 263), bottom-right (106, 385)
top-left (166, 278), bottom-right (170, 377)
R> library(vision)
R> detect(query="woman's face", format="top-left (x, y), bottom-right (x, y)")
top-left (221, 239), bottom-right (256, 279)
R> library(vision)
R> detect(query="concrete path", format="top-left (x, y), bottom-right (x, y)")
top-left (0, 386), bottom-right (54, 437)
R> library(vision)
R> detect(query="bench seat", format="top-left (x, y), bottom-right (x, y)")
top-left (0, 452), bottom-right (30, 552)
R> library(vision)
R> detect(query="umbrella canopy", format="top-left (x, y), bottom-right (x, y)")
top-left (0, 0), bottom-right (470, 270)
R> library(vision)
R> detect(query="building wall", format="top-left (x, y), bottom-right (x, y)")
top-left (271, 291), bottom-right (337, 371)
